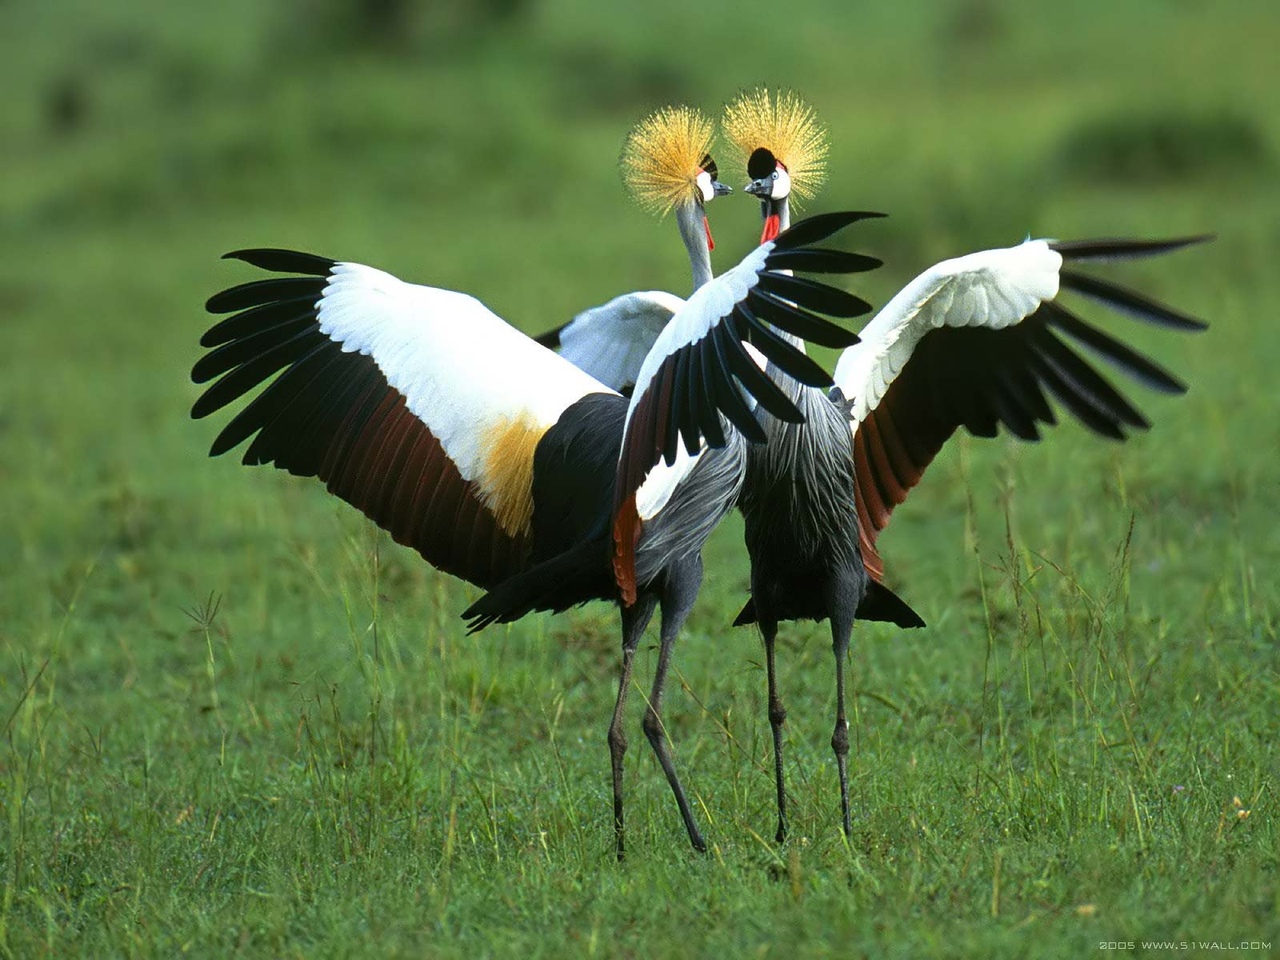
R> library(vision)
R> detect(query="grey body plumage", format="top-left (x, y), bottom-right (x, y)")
top-left (740, 377), bottom-right (866, 621)
top-left (636, 419), bottom-right (747, 587)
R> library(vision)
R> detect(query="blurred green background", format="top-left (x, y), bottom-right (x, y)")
top-left (2, 1), bottom-right (1277, 957)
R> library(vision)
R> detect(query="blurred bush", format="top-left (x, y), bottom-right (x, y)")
top-left (288, 0), bottom-right (535, 54)
top-left (1054, 109), bottom-right (1271, 183)
top-left (45, 73), bottom-right (90, 136)
top-left (940, 0), bottom-right (1008, 47)
top-left (551, 46), bottom-right (692, 115)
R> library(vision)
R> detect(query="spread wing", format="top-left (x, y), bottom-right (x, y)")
top-left (193, 248), bottom-right (616, 589)
top-left (611, 211), bottom-right (885, 602)
top-left (533, 290), bottom-right (685, 393)
top-left (831, 235), bottom-right (1210, 576)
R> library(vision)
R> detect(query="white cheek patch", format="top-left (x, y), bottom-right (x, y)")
top-left (696, 170), bottom-right (714, 203)
top-left (772, 167), bottom-right (792, 200)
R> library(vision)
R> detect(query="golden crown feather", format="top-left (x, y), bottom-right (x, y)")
top-left (620, 105), bottom-right (716, 217)
top-left (722, 87), bottom-right (829, 204)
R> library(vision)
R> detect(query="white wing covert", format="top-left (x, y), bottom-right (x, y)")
top-left (533, 290), bottom-right (685, 393)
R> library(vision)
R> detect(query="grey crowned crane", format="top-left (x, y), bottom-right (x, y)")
top-left (467, 105), bottom-right (862, 857)
top-left (190, 122), bottom-right (879, 855)
top-left (533, 106), bottom-right (732, 393)
top-left (721, 87), bottom-right (1210, 843)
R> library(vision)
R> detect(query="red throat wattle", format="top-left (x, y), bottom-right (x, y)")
top-left (760, 213), bottom-right (782, 244)
top-left (703, 216), bottom-right (714, 251)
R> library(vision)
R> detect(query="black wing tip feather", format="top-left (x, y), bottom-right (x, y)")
top-left (771, 210), bottom-right (888, 251)
top-left (221, 248), bottom-right (337, 276)
top-left (736, 305), bottom-right (835, 390)
top-left (204, 289), bottom-right (232, 314)
top-left (1059, 269), bottom-right (1209, 333)
top-left (195, 251), bottom-right (336, 435)
top-left (1043, 302), bottom-right (1189, 396)
top-left (746, 288), bottom-right (864, 349)
top-left (204, 276), bottom-right (328, 315)
top-left (755, 272), bottom-right (872, 320)
top-left (765, 248), bottom-right (883, 276)
top-left (1050, 234), bottom-right (1215, 263)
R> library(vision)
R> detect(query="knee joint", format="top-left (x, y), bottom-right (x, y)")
top-left (831, 720), bottom-right (849, 755)
top-left (642, 710), bottom-right (663, 742)
top-left (607, 724), bottom-right (627, 754)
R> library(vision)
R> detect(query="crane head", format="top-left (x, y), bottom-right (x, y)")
top-left (696, 154), bottom-right (734, 203)
top-left (722, 87), bottom-right (828, 206)
top-left (621, 105), bottom-right (730, 218)
top-left (744, 147), bottom-right (792, 201)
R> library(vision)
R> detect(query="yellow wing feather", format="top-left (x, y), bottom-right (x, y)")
top-left (620, 105), bottom-right (715, 217)
top-left (722, 88), bottom-right (828, 205)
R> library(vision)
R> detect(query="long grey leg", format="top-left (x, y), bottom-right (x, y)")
top-left (761, 615), bottom-right (789, 843)
top-left (829, 601), bottom-right (857, 838)
top-left (641, 555), bottom-right (707, 853)
top-left (609, 590), bottom-right (659, 861)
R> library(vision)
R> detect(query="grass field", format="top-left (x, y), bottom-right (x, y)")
top-left (2, 0), bottom-right (1278, 956)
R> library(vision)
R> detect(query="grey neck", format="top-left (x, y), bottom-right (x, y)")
top-left (760, 196), bottom-right (791, 233)
top-left (675, 202), bottom-right (714, 293)
top-left (761, 196), bottom-right (804, 353)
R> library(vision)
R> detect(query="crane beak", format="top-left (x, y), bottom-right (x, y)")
top-left (744, 177), bottom-right (772, 198)
top-left (712, 181), bottom-right (733, 198)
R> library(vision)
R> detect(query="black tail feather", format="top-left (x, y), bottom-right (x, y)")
top-left (732, 581), bottom-right (925, 630)
top-left (463, 538), bottom-right (611, 634)
top-left (857, 580), bottom-right (925, 628)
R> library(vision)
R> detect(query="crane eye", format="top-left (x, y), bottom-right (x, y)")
top-left (771, 172), bottom-right (779, 180)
